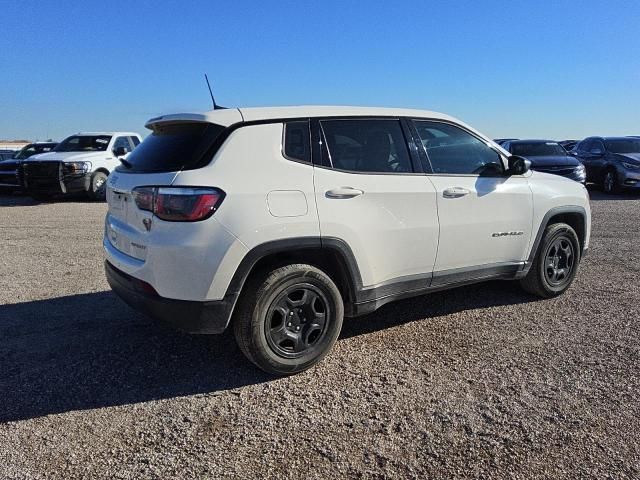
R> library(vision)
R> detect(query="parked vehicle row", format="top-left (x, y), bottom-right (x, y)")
top-left (569, 137), bottom-right (640, 194)
top-left (0, 133), bottom-right (141, 199)
top-left (500, 140), bottom-right (586, 183)
top-left (492, 136), bottom-right (640, 194)
top-left (0, 142), bottom-right (57, 192)
top-left (103, 106), bottom-right (591, 375)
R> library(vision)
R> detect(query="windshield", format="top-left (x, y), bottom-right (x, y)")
top-left (55, 135), bottom-right (111, 152)
top-left (510, 142), bottom-right (566, 157)
top-left (122, 123), bottom-right (225, 173)
top-left (605, 139), bottom-right (640, 154)
top-left (15, 143), bottom-right (56, 159)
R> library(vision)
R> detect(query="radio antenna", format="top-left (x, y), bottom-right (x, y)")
top-left (204, 74), bottom-right (223, 110)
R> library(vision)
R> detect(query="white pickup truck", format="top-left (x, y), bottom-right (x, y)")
top-left (22, 132), bottom-right (142, 200)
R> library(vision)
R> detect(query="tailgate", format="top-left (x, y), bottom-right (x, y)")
top-left (105, 170), bottom-right (179, 260)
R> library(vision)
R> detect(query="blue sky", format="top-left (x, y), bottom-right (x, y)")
top-left (1, 0), bottom-right (638, 141)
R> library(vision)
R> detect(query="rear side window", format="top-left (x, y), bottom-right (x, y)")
top-left (319, 119), bottom-right (412, 173)
top-left (122, 123), bottom-right (225, 173)
top-left (413, 120), bottom-right (503, 175)
top-left (283, 121), bottom-right (311, 162)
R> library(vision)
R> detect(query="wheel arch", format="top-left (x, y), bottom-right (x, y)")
top-left (225, 237), bottom-right (363, 319)
top-left (92, 167), bottom-right (110, 176)
top-left (522, 206), bottom-right (587, 277)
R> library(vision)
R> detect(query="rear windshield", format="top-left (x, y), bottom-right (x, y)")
top-left (120, 123), bottom-right (226, 173)
top-left (510, 142), bottom-right (566, 157)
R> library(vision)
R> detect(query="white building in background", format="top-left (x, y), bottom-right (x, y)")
top-left (0, 141), bottom-right (30, 150)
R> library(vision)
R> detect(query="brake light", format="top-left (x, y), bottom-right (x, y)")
top-left (131, 187), bottom-right (225, 222)
top-left (132, 187), bottom-right (154, 212)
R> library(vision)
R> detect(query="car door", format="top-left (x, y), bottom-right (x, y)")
top-left (410, 119), bottom-right (532, 283)
top-left (312, 118), bottom-right (439, 292)
top-left (588, 139), bottom-right (608, 182)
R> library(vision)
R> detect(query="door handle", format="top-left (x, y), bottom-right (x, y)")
top-left (325, 187), bottom-right (364, 199)
top-left (442, 187), bottom-right (470, 198)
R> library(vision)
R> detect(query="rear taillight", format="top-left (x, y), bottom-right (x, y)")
top-left (132, 187), bottom-right (225, 222)
top-left (132, 187), bottom-right (154, 212)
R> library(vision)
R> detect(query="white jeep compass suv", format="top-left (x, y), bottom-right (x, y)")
top-left (104, 106), bottom-right (591, 375)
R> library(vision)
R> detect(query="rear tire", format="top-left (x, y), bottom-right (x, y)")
top-left (520, 223), bottom-right (581, 298)
top-left (233, 264), bottom-right (344, 375)
top-left (88, 171), bottom-right (108, 201)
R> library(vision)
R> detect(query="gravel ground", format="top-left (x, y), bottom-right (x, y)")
top-left (0, 190), bottom-right (639, 479)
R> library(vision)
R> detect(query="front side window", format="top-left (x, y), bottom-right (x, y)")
top-left (604, 139), bottom-right (640, 154)
top-left (413, 121), bottom-right (503, 175)
top-left (579, 140), bottom-right (593, 152)
top-left (283, 121), bottom-right (311, 162)
top-left (319, 119), bottom-right (412, 173)
top-left (55, 135), bottom-right (112, 152)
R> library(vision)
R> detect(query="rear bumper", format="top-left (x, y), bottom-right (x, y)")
top-left (105, 260), bottom-right (235, 334)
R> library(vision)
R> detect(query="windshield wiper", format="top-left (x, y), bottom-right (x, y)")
top-left (119, 158), bottom-right (133, 169)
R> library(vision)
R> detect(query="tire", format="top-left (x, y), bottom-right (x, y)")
top-left (602, 169), bottom-right (621, 194)
top-left (88, 171), bottom-right (108, 201)
top-left (520, 222), bottom-right (581, 298)
top-left (233, 264), bottom-right (344, 375)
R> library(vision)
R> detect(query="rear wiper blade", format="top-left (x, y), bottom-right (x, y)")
top-left (119, 158), bottom-right (133, 169)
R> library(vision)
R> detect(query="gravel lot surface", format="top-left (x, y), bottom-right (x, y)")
top-left (0, 190), bottom-right (639, 479)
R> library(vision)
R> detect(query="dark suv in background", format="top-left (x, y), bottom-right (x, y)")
top-left (572, 137), bottom-right (640, 194)
top-left (501, 139), bottom-right (586, 183)
top-left (0, 142), bottom-right (57, 192)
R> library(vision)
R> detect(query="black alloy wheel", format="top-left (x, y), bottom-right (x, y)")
top-left (544, 236), bottom-right (575, 287)
top-left (265, 284), bottom-right (330, 358)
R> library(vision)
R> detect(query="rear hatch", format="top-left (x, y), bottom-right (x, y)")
top-left (105, 118), bottom-right (235, 261)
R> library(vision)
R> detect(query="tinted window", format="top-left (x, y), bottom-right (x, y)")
top-left (510, 142), bottom-right (566, 156)
top-left (413, 121), bottom-right (503, 175)
top-left (283, 121), bottom-right (310, 162)
top-left (604, 139), bottom-right (640, 154)
top-left (113, 136), bottom-right (132, 153)
top-left (122, 123), bottom-right (225, 173)
top-left (15, 143), bottom-right (56, 159)
top-left (130, 136), bottom-right (141, 147)
top-left (579, 140), bottom-right (592, 152)
top-left (55, 135), bottom-right (112, 152)
top-left (320, 119), bottom-right (412, 173)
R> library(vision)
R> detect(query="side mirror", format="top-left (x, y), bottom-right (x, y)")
top-left (507, 155), bottom-right (531, 175)
top-left (590, 148), bottom-right (603, 156)
top-left (113, 146), bottom-right (128, 157)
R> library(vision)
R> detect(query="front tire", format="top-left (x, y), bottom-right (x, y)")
top-left (88, 171), bottom-right (108, 201)
top-left (520, 223), bottom-right (581, 298)
top-left (603, 169), bottom-right (620, 194)
top-left (233, 264), bottom-right (344, 375)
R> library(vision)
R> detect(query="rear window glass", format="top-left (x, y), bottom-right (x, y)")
top-left (283, 121), bottom-right (311, 162)
top-left (121, 123), bottom-right (226, 173)
top-left (320, 119), bottom-right (413, 173)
